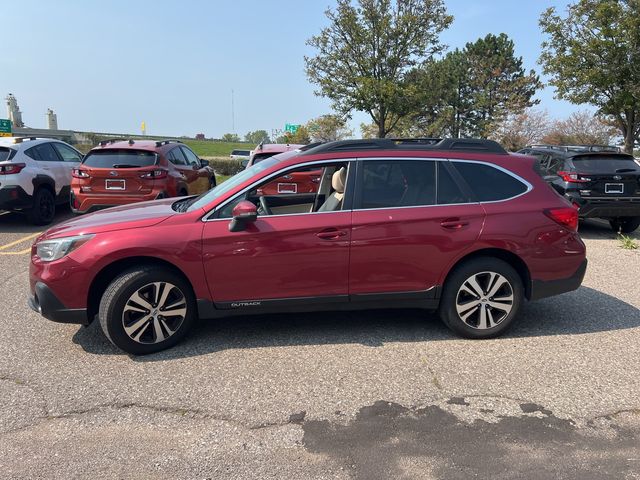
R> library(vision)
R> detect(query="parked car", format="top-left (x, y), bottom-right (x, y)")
top-left (29, 138), bottom-right (586, 355)
top-left (0, 137), bottom-right (83, 224)
top-left (71, 139), bottom-right (215, 214)
top-left (242, 143), bottom-right (319, 195)
top-left (518, 144), bottom-right (640, 232)
top-left (229, 149), bottom-right (250, 161)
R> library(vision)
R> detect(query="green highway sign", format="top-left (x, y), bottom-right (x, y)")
top-left (284, 123), bottom-right (300, 134)
top-left (0, 119), bottom-right (11, 137)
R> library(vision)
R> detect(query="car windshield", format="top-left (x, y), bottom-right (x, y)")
top-left (185, 156), bottom-right (280, 212)
top-left (83, 150), bottom-right (157, 168)
top-left (571, 155), bottom-right (640, 173)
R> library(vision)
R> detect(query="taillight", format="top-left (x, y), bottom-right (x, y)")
top-left (72, 168), bottom-right (90, 178)
top-left (558, 171), bottom-right (591, 183)
top-left (544, 207), bottom-right (579, 231)
top-left (140, 169), bottom-right (168, 179)
top-left (0, 163), bottom-right (26, 175)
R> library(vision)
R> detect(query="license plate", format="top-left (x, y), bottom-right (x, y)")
top-left (277, 183), bottom-right (297, 194)
top-left (105, 179), bottom-right (126, 190)
top-left (605, 183), bottom-right (624, 194)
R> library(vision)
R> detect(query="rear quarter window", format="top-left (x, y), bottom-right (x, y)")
top-left (452, 162), bottom-right (528, 202)
top-left (83, 150), bottom-right (157, 168)
top-left (0, 147), bottom-right (16, 161)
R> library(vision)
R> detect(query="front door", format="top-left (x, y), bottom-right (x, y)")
top-left (202, 161), bottom-right (353, 305)
top-left (349, 158), bottom-right (485, 295)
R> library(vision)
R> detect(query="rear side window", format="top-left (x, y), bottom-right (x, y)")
top-left (82, 150), bottom-right (157, 168)
top-left (0, 147), bottom-right (15, 161)
top-left (570, 155), bottom-right (640, 173)
top-left (358, 160), bottom-right (436, 209)
top-left (437, 163), bottom-right (470, 204)
top-left (27, 143), bottom-right (60, 162)
top-left (453, 162), bottom-right (528, 202)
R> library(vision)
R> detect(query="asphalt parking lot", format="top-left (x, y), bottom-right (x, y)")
top-left (0, 209), bottom-right (638, 479)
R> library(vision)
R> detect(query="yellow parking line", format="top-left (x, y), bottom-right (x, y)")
top-left (0, 247), bottom-right (32, 255)
top-left (0, 232), bottom-right (42, 251)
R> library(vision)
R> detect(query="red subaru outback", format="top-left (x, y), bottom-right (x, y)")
top-left (29, 138), bottom-right (587, 355)
top-left (71, 139), bottom-right (215, 213)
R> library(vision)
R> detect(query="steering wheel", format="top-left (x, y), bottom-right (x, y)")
top-left (259, 196), bottom-right (272, 216)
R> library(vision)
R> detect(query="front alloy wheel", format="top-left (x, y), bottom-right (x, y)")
top-left (99, 267), bottom-right (196, 354)
top-left (122, 282), bottom-right (187, 344)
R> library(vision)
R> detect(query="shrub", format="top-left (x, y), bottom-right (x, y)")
top-left (206, 158), bottom-right (244, 176)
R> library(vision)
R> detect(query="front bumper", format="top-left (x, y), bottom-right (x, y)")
top-left (0, 185), bottom-right (33, 210)
top-left (28, 281), bottom-right (89, 325)
top-left (530, 259), bottom-right (587, 301)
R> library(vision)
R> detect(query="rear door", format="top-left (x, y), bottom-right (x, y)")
top-left (569, 155), bottom-right (640, 198)
top-left (349, 158), bottom-right (484, 296)
top-left (26, 143), bottom-right (67, 196)
top-left (81, 149), bottom-right (157, 196)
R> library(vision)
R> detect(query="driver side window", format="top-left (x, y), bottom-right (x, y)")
top-left (217, 162), bottom-right (349, 219)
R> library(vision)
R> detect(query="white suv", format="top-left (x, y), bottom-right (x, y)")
top-left (0, 137), bottom-right (83, 224)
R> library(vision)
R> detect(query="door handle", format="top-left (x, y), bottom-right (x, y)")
top-left (440, 218), bottom-right (469, 230)
top-left (316, 228), bottom-right (347, 240)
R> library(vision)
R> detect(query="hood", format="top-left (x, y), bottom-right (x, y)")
top-left (44, 198), bottom-right (179, 238)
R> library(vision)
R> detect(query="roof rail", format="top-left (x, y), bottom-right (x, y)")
top-left (302, 138), bottom-right (507, 155)
top-left (155, 139), bottom-right (184, 147)
top-left (98, 138), bottom-right (126, 147)
top-left (526, 144), bottom-right (622, 153)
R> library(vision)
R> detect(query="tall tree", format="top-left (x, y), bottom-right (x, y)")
top-left (541, 110), bottom-right (616, 146)
top-left (306, 114), bottom-right (353, 142)
top-left (539, 0), bottom-right (640, 153)
top-left (305, 0), bottom-right (452, 138)
top-left (276, 126), bottom-right (311, 145)
top-left (244, 130), bottom-right (270, 144)
top-left (490, 108), bottom-right (550, 151)
top-left (410, 34), bottom-right (541, 138)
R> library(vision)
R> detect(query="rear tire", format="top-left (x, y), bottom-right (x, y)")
top-left (438, 257), bottom-right (523, 339)
top-left (28, 188), bottom-right (55, 225)
top-left (98, 266), bottom-right (197, 355)
top-left (610, 216), bottom-right (640, 234)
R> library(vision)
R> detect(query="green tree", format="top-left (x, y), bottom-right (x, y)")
top-left (276, 126), bottom-right (311, 144)
top-left (305, 0), bottom-right (452, 138)
top-left (221, 133), bottom-right (240, 142)
top-left (541, 110), bottom-right (616, 146)
top-left (539, 0), bottom-right (640, 153)
top-left (306, 114), bottom-right (353, 142)
top-left (244, 130), bottom-right (270, 144)
top-left (411, 34), bottom-right (541, 138)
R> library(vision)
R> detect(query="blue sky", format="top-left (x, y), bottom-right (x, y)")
top-left (2, 0), bottom-right (582, 138)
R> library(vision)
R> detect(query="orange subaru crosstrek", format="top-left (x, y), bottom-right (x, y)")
top-left (71, 139), bottom-right (215, 214)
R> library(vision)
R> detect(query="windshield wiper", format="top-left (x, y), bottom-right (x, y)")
top-left (172, 198), bottom-right (196, 212)
top-left (111, 164), bottom-right (140, 168)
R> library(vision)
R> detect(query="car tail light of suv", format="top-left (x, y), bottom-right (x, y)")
top-left (139, 169), bottom-right (168, 179)
top-left (544, 207), bottom-right (579, 231)
top-left (0, 163), bottom-right (26, 175)
top-left (557, 171), bottom-right (591, 183)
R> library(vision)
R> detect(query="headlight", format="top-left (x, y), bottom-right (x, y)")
top-left (36, 234), bottom-right (95, 262)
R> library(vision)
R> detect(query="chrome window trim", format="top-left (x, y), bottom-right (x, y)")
top-left (201, 158), bottom-right (356, 222)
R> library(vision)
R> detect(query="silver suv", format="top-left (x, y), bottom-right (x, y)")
top-left (0, 137), bottom-right (83, 224)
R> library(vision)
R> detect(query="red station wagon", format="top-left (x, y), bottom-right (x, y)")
top-left (71, 139), bottom-right (215, 213)
top-left (29, 138), bottom-right (587, 355)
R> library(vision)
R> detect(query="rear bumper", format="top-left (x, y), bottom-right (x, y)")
top-left (28, 281), bottom-right (89, 325)
top-left (71, 190), bottom-right (164, 214)
top-left (569, 194), bottom-right (640, 218)
top-left (530, 259), bottom-right (587, 301)
top-left (0, 185), bottom-right (33, 210)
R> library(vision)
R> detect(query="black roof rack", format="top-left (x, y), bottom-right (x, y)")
top-left (98, 138), bottom-right (126, 146)
top-left (155, 139), bottom-right (183, 147)
top-left (302, 138), bottom-right (507, 155)
top-left (526, 144), bottom-right (621, 153)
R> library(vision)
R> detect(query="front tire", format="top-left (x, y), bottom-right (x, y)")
top-left (439, 258), bottom-right (523, 339)
top-left (610, 216), bottom-right (640, 234)
top-left (28, 188), bottom-right (55, 225)
top-left (98, 267), bottom-right (197, 355)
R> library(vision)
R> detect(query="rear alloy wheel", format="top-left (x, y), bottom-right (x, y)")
top-left (610, 216), bottom-right (640, 234)
top-left (99, 267), bottom-right (196, 354)
top-left (28, 188), bottom-right (55, 225)
top-left (439, 258), bottom-right (523, 339)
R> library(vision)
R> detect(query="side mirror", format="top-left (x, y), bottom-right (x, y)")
top-left (200, 159), bottom-right (210, 167)
top-left (241, 159), bottom-right (249, 169)
top-left (229, 200), bottom-right (257, 232)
